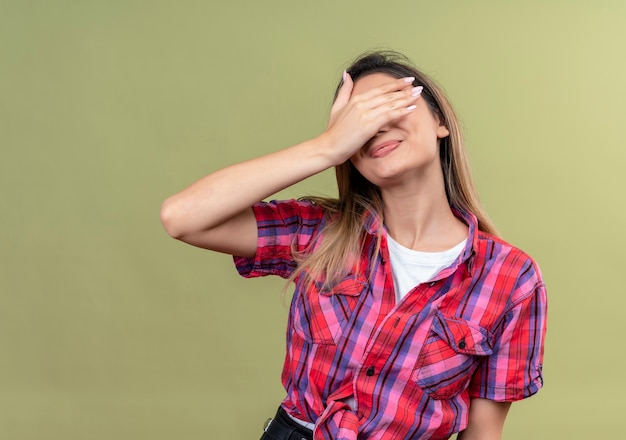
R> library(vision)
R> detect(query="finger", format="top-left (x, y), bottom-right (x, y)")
top-left (357, 85), bottom-right (423, 114)
top-left (353, 76), bottom-right (416, 102)
top-left (371, 100), bottom-right (420, 126)
top-left (357, 88), bottom-right (422, 131)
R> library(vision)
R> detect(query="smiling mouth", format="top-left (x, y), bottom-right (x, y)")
top-left (370, 140), bottom-right (401, 158)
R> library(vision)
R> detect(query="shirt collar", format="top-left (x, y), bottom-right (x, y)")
top-left (452, 208), bottom-right (479, 275)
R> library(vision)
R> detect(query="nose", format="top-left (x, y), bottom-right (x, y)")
top-left (376, 122), bottom-right (391, 135)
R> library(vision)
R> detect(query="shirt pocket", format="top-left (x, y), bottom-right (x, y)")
top-left (412, 311), bottom-right (494, 400)
top-left (292, 275), bottom-right (367, 345)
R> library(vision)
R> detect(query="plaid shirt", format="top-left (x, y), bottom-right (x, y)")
top-left (235, 199), bottom-right (547, 440)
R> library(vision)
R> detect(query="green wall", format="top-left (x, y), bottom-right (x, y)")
top-left (2, 1), bottom-right (624, 438)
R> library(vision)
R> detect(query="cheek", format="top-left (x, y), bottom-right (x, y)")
top-left (403, 103), bottom-right (442, 134)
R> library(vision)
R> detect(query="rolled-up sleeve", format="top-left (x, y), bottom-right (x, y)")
top-left (468, 273), bottom-right (547, 402)
top-left (233, 199), bottom-right (325, 279)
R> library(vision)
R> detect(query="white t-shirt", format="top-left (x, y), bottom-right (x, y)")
top-left (386, 233), bottom-right (466, 302)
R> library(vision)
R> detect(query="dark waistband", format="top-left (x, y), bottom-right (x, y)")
top-left (262, 406), bottom-right (313, 440)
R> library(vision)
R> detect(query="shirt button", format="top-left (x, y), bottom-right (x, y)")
top-left (366, 366), bottom-right (375, 376)
top-left (458, 338), bottom-right (466, 349)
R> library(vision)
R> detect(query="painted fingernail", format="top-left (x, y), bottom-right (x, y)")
top-left (412, 86), bottom-right (424, 96)
top-left (407, 105), bottom-right (417, 111)
top-left (403, 77), bottom-right (416, 83)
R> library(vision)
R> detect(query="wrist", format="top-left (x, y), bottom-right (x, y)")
top-left (313, 131), bottom-right (350, 167)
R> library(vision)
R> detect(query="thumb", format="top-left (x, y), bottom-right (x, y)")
top-left (331, 71), bottom-right (353, 113)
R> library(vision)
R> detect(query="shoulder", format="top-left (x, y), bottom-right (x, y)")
top-left (474, 230), bottom-right (541, 275)
top-left (473, 230), bottom-right (545, 305)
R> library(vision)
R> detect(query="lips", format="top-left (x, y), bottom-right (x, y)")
top-left (370, 140), bottom-right (401, 158)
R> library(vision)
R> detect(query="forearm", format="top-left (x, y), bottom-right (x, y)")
top-left (457, 427), bottom-right (502, 440)
top-left (160, 74), bottom-right (419, 253)
top-left (457, 399), bottom-right (511, 440)
top-left (160, 134), bottom-right (335, 238)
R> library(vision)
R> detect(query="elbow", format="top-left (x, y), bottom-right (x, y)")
top-left (160, 197), bottom-right (185, 239)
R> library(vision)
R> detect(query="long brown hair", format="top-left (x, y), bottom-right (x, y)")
top-left (289, 50), bottom-right (497, 289)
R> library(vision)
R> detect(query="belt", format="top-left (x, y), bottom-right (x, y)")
top-left (262, 407), bottom-right (313, 440)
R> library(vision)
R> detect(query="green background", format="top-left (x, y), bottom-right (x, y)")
top-left (2, 0), bottom-right (624, 438)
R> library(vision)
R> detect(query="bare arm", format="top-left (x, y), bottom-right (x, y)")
top-left (160, 137), bottom-right (337, 256)
top-left (160, 75), bottom-right (421, 256)
top-left (456, 398), bottom-right (512, 440)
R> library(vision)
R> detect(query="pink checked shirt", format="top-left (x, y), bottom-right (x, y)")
top-left (234, 199), bottom-right (547, 440)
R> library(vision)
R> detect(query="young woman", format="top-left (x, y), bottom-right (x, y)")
top-left (161, 51), bottom-right (547, 440)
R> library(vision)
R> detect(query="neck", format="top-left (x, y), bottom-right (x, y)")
top-left (381, 176), bottom-right (467, 252)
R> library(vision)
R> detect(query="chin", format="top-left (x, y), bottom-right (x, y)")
top-left (364, 172), bottom-right (405, 188)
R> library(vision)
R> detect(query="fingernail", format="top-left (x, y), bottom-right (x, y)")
top-left (407, 104), bottom-right (417, 111)
top-left (403, 77), bottom-right (415, 83)
top-left (343, 70), bottom-right (347, 82)
top-left (412, 86), bottom-right (424, 97)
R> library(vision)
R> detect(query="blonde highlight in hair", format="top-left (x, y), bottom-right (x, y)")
top-left (288, 50), bottom-right (497, 290)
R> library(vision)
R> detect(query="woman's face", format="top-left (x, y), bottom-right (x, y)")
top-left (349, 73), bottom-right (449, 189)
